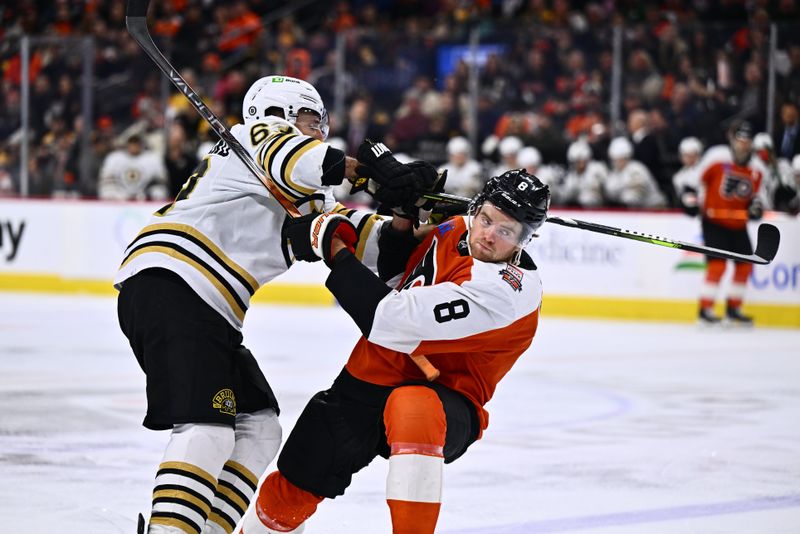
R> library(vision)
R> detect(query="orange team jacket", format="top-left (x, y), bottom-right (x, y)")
top-left (344, 216), bottom-right (543, 436)
top-left (701, 161), bottom-right (762, 230)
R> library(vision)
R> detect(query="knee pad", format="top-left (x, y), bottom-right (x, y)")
top-left (384, 386), bottom-right (446, 454)
top-left (167, 423), bottom-right (236, 464)
top-left (233, 408), bottom-right (282, 469)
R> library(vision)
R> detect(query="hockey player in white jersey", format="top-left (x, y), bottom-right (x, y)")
top-left (518, 145), bottom-right (565, 202)
top-left (752, 132), bottom-right (800, 214)
top-left (672, 136), bottom-right (704, 216)
top-left (559, 139), bottom-right (605, 207)
top-left (604, 136), bottom-right (666, 208)
top-left (239, 169), bottom-right (549, 534)
top-left (491, 135), bottom-right (523, 177)
top-left (438, 136), bottom-right (483, 197)
top-left (98, 133), bottom-right (169, 201)
top-left (115, 75), bottom-right (437, 534)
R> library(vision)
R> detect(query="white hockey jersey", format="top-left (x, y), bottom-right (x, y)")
top-left (604, 160), bottom-right (666, 208)
top-left (115, 117), bottom-right (385, 329)
top-left (561, 161), bottom-right (606, 207)
top-left (439, 159), bottom-right (484, 198)
top-left (98, 149), bottom-right (169, 201)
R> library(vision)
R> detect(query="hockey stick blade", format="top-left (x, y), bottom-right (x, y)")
top-left (753, 223), bottom-right (780, 263)
top-left (545, 217), bottom-right (780, 265)
top-left (418, 192), bottom-right (780, 265)
top-left (125, 0), bottom-right (300, 217)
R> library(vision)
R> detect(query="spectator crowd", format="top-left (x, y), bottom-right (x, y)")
top-left (1, 0), bottom-right (800, 211)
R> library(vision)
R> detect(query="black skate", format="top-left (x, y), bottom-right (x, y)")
top-left (725, 306), bottom-right (754, 327)
top-left (137, 513), bottom-right (145, 534)
top-left (698, 307), bottom-right (721, 326)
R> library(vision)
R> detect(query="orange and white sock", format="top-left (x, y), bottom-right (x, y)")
top-left (383, 386), bottom-right (447, 534)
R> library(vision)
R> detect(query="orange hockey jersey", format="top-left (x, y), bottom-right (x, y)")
top-left (701, 160), bottom-right (762, 229)
top-left (344, 216), bottom-right (542, 435)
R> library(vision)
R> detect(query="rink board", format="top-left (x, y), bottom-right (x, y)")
top-left (0, 198), bottom-right (798, 326)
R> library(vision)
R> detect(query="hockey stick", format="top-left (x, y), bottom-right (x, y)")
top-left (125, 0), bottom-right (441, 381)
top-left (421, 191), bottom-right (781, 265)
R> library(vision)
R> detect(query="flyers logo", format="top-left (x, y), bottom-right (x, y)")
top-left (370, 143), bottom-right (390, 158)
top-left (402, 236), bottom-right (438, 290)
top-left (721, 172), bottom-right (754, 199)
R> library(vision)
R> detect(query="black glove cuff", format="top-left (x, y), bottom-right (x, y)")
top-left (377, 223), bottom-right (419, 281)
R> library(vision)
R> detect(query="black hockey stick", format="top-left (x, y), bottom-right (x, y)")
top-left (421, 192), bottom-right (781, 265)
top-left (125, 0), bottom-right (301, 218)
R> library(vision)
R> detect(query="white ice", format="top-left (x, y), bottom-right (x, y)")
top-left (1, 292), bottom-right (799, 534)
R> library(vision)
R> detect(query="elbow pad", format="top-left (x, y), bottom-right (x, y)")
top-left (320, 146), bottom-right (346, 186)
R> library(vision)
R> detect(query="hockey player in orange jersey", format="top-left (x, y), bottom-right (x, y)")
top-left (678, 120), bottom-right (764, 325)
top-left (238, 159), bottom-right (550, 534)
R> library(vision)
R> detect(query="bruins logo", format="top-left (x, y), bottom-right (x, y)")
top-left (212, 389), bottom-right (236, 416)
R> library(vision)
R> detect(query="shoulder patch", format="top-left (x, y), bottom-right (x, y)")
top-left (437, 219), bottom-right (456, 236)
top-left (498, 263), bottom-right (524, 292)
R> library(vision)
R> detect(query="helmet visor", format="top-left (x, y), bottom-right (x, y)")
top-left (469, 202), bottom-right (536, 247)
top-left (296, 107), bottom-right (329, 141)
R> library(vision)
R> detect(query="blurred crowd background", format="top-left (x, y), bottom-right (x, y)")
top-left (1, 0), bottom-right (800, 209)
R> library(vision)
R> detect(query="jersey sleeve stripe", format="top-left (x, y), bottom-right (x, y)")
top-left (121, 243), bottom-right (247, 322)
top-left (262, 135), bottom-right (303, 202)
top-left (256, 133), bottom-right (292, 169)
top-left (128, 223), bottom-right (259, 294)
top-left (354, 213), bottom-right (382, 261)
top-left (332, 203), bottom-right (356, 218)
top-left (280, 138), bottom-right (323, 196)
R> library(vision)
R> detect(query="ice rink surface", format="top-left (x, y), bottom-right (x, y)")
top-left (1, 292), bottom-right (799, 534)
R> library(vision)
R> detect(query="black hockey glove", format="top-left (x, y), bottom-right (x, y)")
top-left (679, 186), bottom-right (700, 217)
top-left (355, 139), bottom-right (424, 207)
top-left (392, 163), bottom-right (447, 227)
top-left (283, 212), bottom-right (357, 266)
top-left (747, 198), bottom-right (764, 220)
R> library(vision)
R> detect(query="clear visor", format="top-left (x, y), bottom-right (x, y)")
top-left (295, 107), bottom-right (329, 141)
top-left (468, 202), bottom-right (536, 247)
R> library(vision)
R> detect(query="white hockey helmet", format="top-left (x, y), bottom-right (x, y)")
top-left (517, 146), bottom-right (542, 168)
top-left (498, 135), bottom-right (523, 156)
top-left (753, 132), bottom-right (773, 151)
top-left (567, 140), bottom-right (592, 162)
top-left (242, 75), bottom-right (329, 139)
top-left (447, 136), bottom-right (471, 156)
top-left (608, 137), bottom-right (633, 160)
top-left (678, 136), bottom-right (703, 155)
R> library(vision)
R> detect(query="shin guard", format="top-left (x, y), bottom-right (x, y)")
top-left (148, 423), bottom-right (234, 534)
top-left (383, 386), bottom-right (446, 534)
top-left (205, 409), bottom-right (282, 534)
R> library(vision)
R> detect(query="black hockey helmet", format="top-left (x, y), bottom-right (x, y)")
top-left (470, 169), bottom-right (550, 243)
